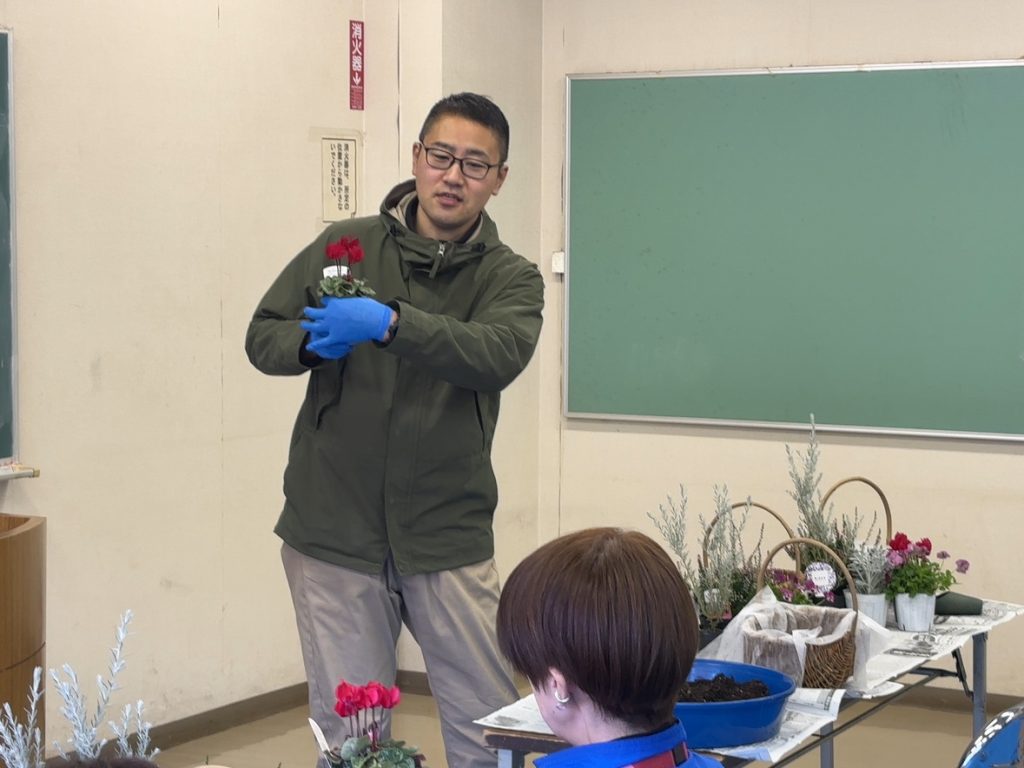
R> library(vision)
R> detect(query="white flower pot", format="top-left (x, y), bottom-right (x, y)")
top-left (894, 593), bottom-right (936, 632)
top-left (845, 590), bottom-right (889, 627)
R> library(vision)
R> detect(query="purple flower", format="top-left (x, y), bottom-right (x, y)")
top-left (824, 592), bottom-right (835, 604)
top-left (782, 589), bottom-right (794, 602)
top-left (956, 559), bottom-right (970, 574)
top-left (887, 550), bottom-right (905, 568)
top-left (936, 550), bottom-right (950, 560)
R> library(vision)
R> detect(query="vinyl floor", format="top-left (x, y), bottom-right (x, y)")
top-left (151, 692), bottom-right (982, 768)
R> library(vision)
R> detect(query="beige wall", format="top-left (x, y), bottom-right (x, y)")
top-left (0, 0), bottom-right (1021, 750)
top-left (0, 0), bottom-right (542, 743)
top-left (539, 0), bottom-right (1024, 694)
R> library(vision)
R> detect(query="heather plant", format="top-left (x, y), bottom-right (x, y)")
top-left (0, 667), bottom-right (44, 768)
top-left (649, 484), bottom-right (762, 623)
top-left (786, 416), bottom-right (834, 557)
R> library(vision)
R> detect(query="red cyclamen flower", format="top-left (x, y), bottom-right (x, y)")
top-left (915, 538), bottom-right (932, 556)
top-left (335, 680), bottom-right (365, 717)
top-left (383, 686), bottom-right (401, 709)
top-left (889, 532), bottom-right (911, 552)
top-left (363, 680), bottom-right (387, 708)
top-left (326, 236), bottom-right (365, 265)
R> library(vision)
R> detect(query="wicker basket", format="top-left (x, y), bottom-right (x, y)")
top-left (751, 536), bottom-right (859, 689)
top-left (819, 476), bottom-right (893, 540)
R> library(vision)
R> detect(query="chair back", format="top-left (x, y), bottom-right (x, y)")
top-left (959, 702), bottom-right (1024, 767)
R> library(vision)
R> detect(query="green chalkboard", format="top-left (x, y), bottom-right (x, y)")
top-left (0, 32), bottom-right (13, 459)
top-left (565, 63), bottom-right (1024, 440)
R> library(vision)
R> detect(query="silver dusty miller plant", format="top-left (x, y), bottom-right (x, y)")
top-left (848, 538), bottom-right (890, 594)
top-left (0, 610), bottom-right (158, 768)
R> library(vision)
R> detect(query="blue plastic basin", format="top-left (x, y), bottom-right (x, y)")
top-left (674, 659), bottom-right (796, 749)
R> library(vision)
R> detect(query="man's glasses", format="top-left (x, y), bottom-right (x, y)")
top-left (418, 144), bottom-right (501, 180)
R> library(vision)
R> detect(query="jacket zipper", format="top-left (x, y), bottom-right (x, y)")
top-left (429, 242), bottom-right (447, 279)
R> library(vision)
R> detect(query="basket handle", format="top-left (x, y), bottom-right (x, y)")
top-left (756, 536), bottom-right (860, 632)
top-left (819, 476), bottom-right (893, 540)
top-left (701, 500), bottom-right (797, 570)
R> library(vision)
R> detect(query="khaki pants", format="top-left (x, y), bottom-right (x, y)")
top-left (281, 543), bottom-right (518, 768)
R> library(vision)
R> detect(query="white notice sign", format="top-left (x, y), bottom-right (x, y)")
top-left (322, 137), bottom-right (358, 221)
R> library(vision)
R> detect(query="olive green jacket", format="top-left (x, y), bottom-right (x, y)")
top-left (245, 181), bottom-right (544, 575)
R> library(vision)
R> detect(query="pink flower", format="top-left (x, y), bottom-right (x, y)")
top-left (956, 559), bottom-right (971, 574)
top-left (335, 680), bottom-right (365, 717)
top-left (936, 550), bottom-right (950, 560)
top-left (383, 686), bottom-right (402, 709)
top-left (887, 550), bottom-right (905, 568)
top-left (363, 681), bottom-right (386, 708)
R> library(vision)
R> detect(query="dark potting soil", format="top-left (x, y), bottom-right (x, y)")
top-left (678, 673), bottom-right (770, 703)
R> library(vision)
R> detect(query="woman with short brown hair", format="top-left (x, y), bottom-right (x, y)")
top-left (497, 527), bottom-right (718, 767)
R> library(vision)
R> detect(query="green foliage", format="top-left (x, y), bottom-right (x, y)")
top-left (320, 274), bottom-right (376, 298)
top-left (886, 557), bottom-right (956, 598)
top-left (332, 736), bottom-right (420, 768)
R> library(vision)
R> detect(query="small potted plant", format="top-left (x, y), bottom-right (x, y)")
top-left (309, 680), bottom-right (423, 768)
top-left (319, 237), bottom-right (376, 298)
top-left (885, 532), bottom-right (970, 632)
top-left (846, 538), bottom-right (891, 626)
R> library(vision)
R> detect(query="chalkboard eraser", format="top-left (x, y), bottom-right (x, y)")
top-left (551, 251), bottom-right (566, 275)
top-left (0, 463), bottom-right (40, 480)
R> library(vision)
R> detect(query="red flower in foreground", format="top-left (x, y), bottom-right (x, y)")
top-left (334, 680), bottom-right (363, 718)
top-left (363, 680), bottom-right (386, 708)
top-left (915, 537), bottom-right (932, 556)
top-left (326, 236), bottom-right (364, 265)
top-left (889, 532), bottom-right (911, 552)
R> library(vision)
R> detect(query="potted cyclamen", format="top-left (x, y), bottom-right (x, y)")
top-left (885, 532), bottom-right (970, 632)
top-left (308, 680), bottom-right (423, 768)
top-left (320, 237), bottom-right (376, 298)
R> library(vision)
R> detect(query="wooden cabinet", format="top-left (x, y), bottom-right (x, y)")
top-left (0, 514), bottom-right (46, 739)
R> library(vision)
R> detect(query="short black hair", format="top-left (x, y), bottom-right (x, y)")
top-left (419, 92), bottom-right (510, 163)
top-left (497, 527), bottom-right (700, 729)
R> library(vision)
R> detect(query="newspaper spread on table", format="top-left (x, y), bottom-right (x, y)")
top-left (850, 599), bottom-right (1024, 698)
top-left (476, 600), bottom-right (1023, 765)
top-left (710, 687), bottom-right (844, 762)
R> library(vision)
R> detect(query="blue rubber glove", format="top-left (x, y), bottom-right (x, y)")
top-left (304, 332), bottom-right (353, 360)
top-left (301, 297), bottom-right (393, 352)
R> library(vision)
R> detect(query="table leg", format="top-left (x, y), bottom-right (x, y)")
top-left (973, 632), bottom-right (988, 738)
top-left (819, 721), bottom-right (834, 768)
top-left (498, 747), bottom-right (526, 768)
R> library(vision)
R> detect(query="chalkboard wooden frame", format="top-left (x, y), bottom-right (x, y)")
top-left (563, 61), bottom-right (1024, 442)
top-left (1, 30), bottom-right (15, 461)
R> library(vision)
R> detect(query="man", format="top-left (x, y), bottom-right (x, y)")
top-left (245, 93), bottom-right (544, 768)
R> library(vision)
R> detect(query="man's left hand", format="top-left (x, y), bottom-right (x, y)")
top-left (301, 297), bottom-right (394, 349)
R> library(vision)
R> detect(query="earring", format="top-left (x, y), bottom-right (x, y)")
top-left (554, 689), bottom-right (570, 709)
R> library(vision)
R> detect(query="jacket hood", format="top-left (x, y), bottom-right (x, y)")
top-left (380, 179), bottom-right (502, 278)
